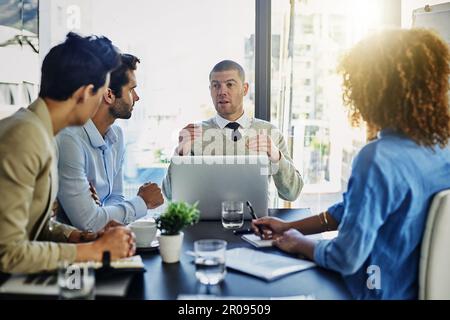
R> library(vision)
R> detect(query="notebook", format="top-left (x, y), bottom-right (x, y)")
top-left (0, 255), bottom-right (144, 297)
top-left (89, 255), bottom-right (145, 270)
top-left (241, 234), bottom-right (273, 248)
top-left (226, 248), bottom-right (316, 281)
top-left (241, 232), bottom-right (324, 248)
top-left (0, 273), bottom-right (135, 297)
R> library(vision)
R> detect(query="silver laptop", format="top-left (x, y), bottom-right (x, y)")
top-left (171, 155), bottom-right (269, 220)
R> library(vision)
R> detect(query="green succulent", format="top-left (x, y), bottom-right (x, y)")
top-left (156, 201), bottom-right (200, 235)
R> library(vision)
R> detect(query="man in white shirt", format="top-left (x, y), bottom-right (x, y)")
top-left (162, 60), bottom-right (303, 202)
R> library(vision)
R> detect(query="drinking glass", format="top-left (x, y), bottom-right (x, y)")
top-left (194, 239), bottom-right (227, 285)
top-left (221, 200), bottom-right (244, 229)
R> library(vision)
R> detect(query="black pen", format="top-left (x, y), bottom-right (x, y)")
top-left (246, 201), bottom-right (264, 239)
top-left (233, 228), bottom-right (253, 235)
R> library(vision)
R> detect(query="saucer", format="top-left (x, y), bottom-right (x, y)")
top-left (136, 239), bottom-right (159, 253)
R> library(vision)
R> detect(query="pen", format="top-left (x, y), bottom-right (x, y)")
top-left (233, 228), bottom-right (253, 235)
top-left (246, 201), bottom-right (264, 239)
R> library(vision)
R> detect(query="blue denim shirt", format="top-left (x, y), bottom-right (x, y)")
top-left (314, 129), bottom-right (450, 299)
top-left (56, 120), bottom-right (147, 232)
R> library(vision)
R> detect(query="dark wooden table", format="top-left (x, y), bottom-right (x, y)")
top-left (126, 208), bottom-right (352, 300)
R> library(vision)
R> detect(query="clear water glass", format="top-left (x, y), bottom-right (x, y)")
top-left (221, 200), bottom-right (244, 229)
top-left (58, 261), bottom-right (95, 300)
top-left (194, 239), bottom-right (227, 285)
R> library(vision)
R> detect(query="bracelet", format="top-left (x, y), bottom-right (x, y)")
top-left (322, 211), bottom-right (329, 225)
top-left (323, 212), bottom-right (332, 231)
top-left (318, 212), bottom-right (331, 232)
top-left (318, 212), bottom-right (325, 227)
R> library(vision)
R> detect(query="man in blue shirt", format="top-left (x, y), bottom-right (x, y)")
top-left (56, 54), bottom-right (164, 232)
top-left (252, 29), bottom-right (450, 299)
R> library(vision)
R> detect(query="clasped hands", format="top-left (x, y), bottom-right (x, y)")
top-left (80, 178), bottom-right (163, 260)
top-left (68, 219), bottom-right (136, 259)
top-left (176, 124), bottom-right (281, 162)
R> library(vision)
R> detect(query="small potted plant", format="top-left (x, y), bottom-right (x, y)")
top-left (156, 201), bottom-right (200, 263)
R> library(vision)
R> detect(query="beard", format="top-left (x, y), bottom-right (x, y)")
top-left (109, 99), bottom-right (132, 119)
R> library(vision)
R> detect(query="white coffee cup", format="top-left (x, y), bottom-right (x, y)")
top-left (129, 220), bottom-right (157, 248)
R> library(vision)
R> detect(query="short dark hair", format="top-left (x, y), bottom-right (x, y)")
top-left (39, 32), bottom-right (121, 101)
top-left (109, 53), bottom-right (140, 98)
top-left (209, 60), bottom-right (245, 82)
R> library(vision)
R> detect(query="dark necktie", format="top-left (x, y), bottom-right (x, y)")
top-left (225, 122), bottom-right (241, 142)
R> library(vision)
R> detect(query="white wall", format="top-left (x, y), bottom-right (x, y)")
top-left (401, 0), bottom-right (449, 27)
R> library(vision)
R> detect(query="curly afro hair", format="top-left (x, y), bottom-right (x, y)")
top-left (339, 28), bottom-right (450, 147)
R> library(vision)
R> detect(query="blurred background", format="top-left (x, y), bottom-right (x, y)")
top-left (1, 0), bottom-right (448, 213)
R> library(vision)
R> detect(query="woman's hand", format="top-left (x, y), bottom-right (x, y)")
top-left (274, 229), bottom-right (316, 260)
top-left (251, 216), bottom-right (290, 239)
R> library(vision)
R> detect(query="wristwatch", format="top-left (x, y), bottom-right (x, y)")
top-left (80, 230), bottom-right (97, 242)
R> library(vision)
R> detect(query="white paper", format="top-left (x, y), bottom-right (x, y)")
top-left (241, 234), bottom-right (274, 247)
top-left (226, 247), bottom-right (316, 281)
top-left (73, 255), bottom-right (144, 269)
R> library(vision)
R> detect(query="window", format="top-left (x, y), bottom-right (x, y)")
top-left (301, 16), bottom-right (314, 34)
top-left (0, 83), bottom-right (17, 106)
top-left (20, 0), bottom-right (400, 212)
top-left (85, 0), bottom-right (256, 201)
top-left (271, 0), bottom-right (395, 211)
top-left (22, 82), bottom-right (35, 104)
top-left (0, 0), bottom-right (39, 120)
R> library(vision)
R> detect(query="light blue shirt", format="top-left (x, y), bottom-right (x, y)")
top-left (56, 120), bottom-right (147, 232)
top-left (314, 129), bottom-right (450, 299)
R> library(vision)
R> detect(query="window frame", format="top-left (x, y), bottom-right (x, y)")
top-left (255, 0), bottom-right (271, 122)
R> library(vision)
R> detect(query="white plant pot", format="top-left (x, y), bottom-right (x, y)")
top-left (159, 231), bottom-right (184, 263)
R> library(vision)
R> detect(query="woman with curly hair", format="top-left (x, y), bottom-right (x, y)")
top-left (252, 28), bottom-right (450, 299)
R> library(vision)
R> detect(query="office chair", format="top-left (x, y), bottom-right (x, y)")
top-left (419, 189), bottom-right (450, 300)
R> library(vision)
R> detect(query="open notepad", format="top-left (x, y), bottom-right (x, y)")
top-left (226, 248), bottom-right (316, 281)
top-left (241, 234), bottom-right (274, 248)
top-left (242, 233), bottom-right (325, 248)
top-left (88, 255), bottom-right (145, 270)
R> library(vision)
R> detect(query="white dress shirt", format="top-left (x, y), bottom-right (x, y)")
top-left (214, 112), bottom-right (252, 141)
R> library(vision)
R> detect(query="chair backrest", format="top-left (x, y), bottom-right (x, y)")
top-left (419, 189), bottom-right (450, 300)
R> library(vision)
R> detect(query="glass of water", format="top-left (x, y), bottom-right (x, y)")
top-left (194, 239), bottom-right (227, 285)
top-left (58, 261), bottom-right (95, 300)
top-left (221, 200), bottom-right (244, 229)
